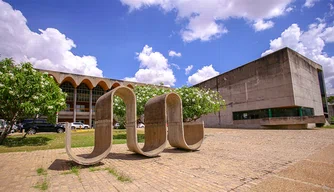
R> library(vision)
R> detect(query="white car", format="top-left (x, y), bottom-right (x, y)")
top-left (137, 123), bottom-right (145, 128)
top-left (71, 122), bottom-right (90, 129)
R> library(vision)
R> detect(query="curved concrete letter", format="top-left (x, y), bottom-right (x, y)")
top-left (145, 93), bottom-right (204, 150)
top-left (66, 86), bottom-right (204, 165)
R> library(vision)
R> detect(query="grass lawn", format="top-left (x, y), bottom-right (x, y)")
top-left (323, 125), bottom-right (334, 129)
top-left (0, 129), bottom-right (145, 153)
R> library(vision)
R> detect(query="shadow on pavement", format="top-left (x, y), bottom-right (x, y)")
top-left (106, 152), bottom-right (157, 161)
top-left (48, 159), bottom-right (105, 171)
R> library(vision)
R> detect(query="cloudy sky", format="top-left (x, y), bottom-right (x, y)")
top-left (0, 0), bottom-right (333, 91)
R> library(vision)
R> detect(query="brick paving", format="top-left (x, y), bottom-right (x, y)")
top-left (0, 128), bottom-right (333, 192)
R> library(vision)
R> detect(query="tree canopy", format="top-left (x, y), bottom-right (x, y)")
top-left (0, 58), bottom-right (67, 143)
top-left (113, 85), bottom-right (225, 125)
top-left (327, 96), bottom-right (334, 104)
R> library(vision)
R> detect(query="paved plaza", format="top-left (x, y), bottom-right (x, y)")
top-left (0, 128), bottom-right (333, 192)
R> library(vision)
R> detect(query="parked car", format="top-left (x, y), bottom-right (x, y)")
top-left (0, 119), bottom-right (18, 133)
top-left (137, 123), bottom-right (145, 128)
top-left (57, 122), bottom-right (67, 127)
top-left (113, 122), bottom-right (120, 128)
top-left (22, 119), bottom-right (65, 134)
top-left (17, 119), bottom-right (35, 132)
top-left (70, 122), bottom-right (90, 129)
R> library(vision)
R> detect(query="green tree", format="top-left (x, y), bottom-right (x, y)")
top-left (0, 58), bottom-right (67, 144)
top-left (113, 85), bottom-right (225, 124)
top-left (175, 86), bottom-right (225, 122)
top-left (327, 96), bottom-right (334, 104)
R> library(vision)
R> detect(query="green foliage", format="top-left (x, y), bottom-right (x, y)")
top-left (36, 168), bottom-right (47, 176)
top-left (62, 166), bottom-right (80, 176)
top-left (89, 166), bottom-right (102, 172)
top-left (105, 167), bottom-right (132, 182)
top-left (323, 124), bottom-right (334, 129)
top-left (33, 180), bottom-right (48, 191)
top-left (34, 167), bottom-right (48, 191)
top-left (113, 85), bottom-right (225, 122)
top-left (328, 96), bottom-right (334, 104)
top-left (175, 86), bottom-right (225, 122)
top-left (0, 58), bottom-right (67, 141)
top-left (88, 166), bottom-right (132, 182)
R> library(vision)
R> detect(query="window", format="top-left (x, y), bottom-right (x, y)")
top-left (64, 104), bottom-right (71, 111)
top-left (233, 107), bottom-right (314, 120)
top-left (301, 107), bottom-right (314, 116)
top-left (271, 107), bottom-right (299, 117)
top-left (60, 82), bottom-right (74, 102)
top-left (233, 109), bottom-right (269, 120)
top-left (77, 83), bottom-right (90, 102)
top-left (60, 104), bottom-right (72, 112)
top-left (92, 85), bottom-right (105, 103)
top-left (76, 105), bottom-right (86, 112)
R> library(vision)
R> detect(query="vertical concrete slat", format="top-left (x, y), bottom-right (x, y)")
top-left (73, 87), bottom-right (77, 122)
top-left (89, 89), bottom-right (93, 128)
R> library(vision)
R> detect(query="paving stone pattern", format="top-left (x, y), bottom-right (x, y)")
top-left (0, 128), bottom-right (333, 192)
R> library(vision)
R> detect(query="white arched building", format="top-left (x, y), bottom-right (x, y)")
top-left (39, 69), bottom-right (138, 128)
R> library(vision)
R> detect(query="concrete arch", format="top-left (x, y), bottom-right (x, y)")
top-left (60, 76), bottom-right (77, 87)
top-left (111, 82), bottom-right (121, 89)
top-left (48, 74), bottom-right (59, 84)
top-left (97, 80), bottom-right (109, 91)
top-left (43, 71), bottom-right (61, 84)
top-left (127, 84), bottom-right (134, 89)
top-left (81, 79), bottom-right (94, 90)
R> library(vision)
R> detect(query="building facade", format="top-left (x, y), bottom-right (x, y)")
top-left (38, 70), bottom-right (142, 128)
top-left (40, 47), bottom-right (326, 129)
top-left (195, 48), bottom-right (327, 128)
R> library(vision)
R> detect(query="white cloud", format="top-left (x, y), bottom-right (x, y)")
top-left (321, 26), bottom-right (334, 42)
top-left (181, 16), bottom-right (228, 42)
top-left (0, 0), bottom-right (103, 77)
top-left (169, 50), bottom-right (182, 57)
top-left (304, 0), bottom-right (320, 8)
top-left (185, 65), bottom-right (193, 75)
top-left (286, 7), bottom-right (294, 12)
top-left (120, 0), bottom-right (294, 42)
top-left (171, 63), bottom-right (180, 70)
top-left (124, 45), bottom-right (176, 86)
top-left (262, 22), bottom-right (334, 94)
top-left (187, 65), bottom-right (219, 85)
top-left (253, 20), bottom-right (274, 31)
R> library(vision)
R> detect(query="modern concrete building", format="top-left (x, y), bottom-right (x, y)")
top-left (194, 47), bottom-right (327, 128)
top-left (40, 47), bottom-right (326, 129)
top-left (38, 70), bottom-right (143, 128)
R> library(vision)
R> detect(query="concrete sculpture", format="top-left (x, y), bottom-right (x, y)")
top-left (66, 86), bottom-right (204, 165)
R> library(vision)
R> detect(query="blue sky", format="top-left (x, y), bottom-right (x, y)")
top-left (0, 0), bottom-right (333, 91)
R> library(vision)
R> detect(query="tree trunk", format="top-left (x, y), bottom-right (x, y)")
top-left (22, 132), bottom-right (28, 139)
top-left (0, 124), bottom-right (13, 145)
top-left (0, 129), bottom-right (8, 145)
top-left (22, 114), bottom-right (38, 139)
top-left (0, 113), bottom-right (17, 145)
